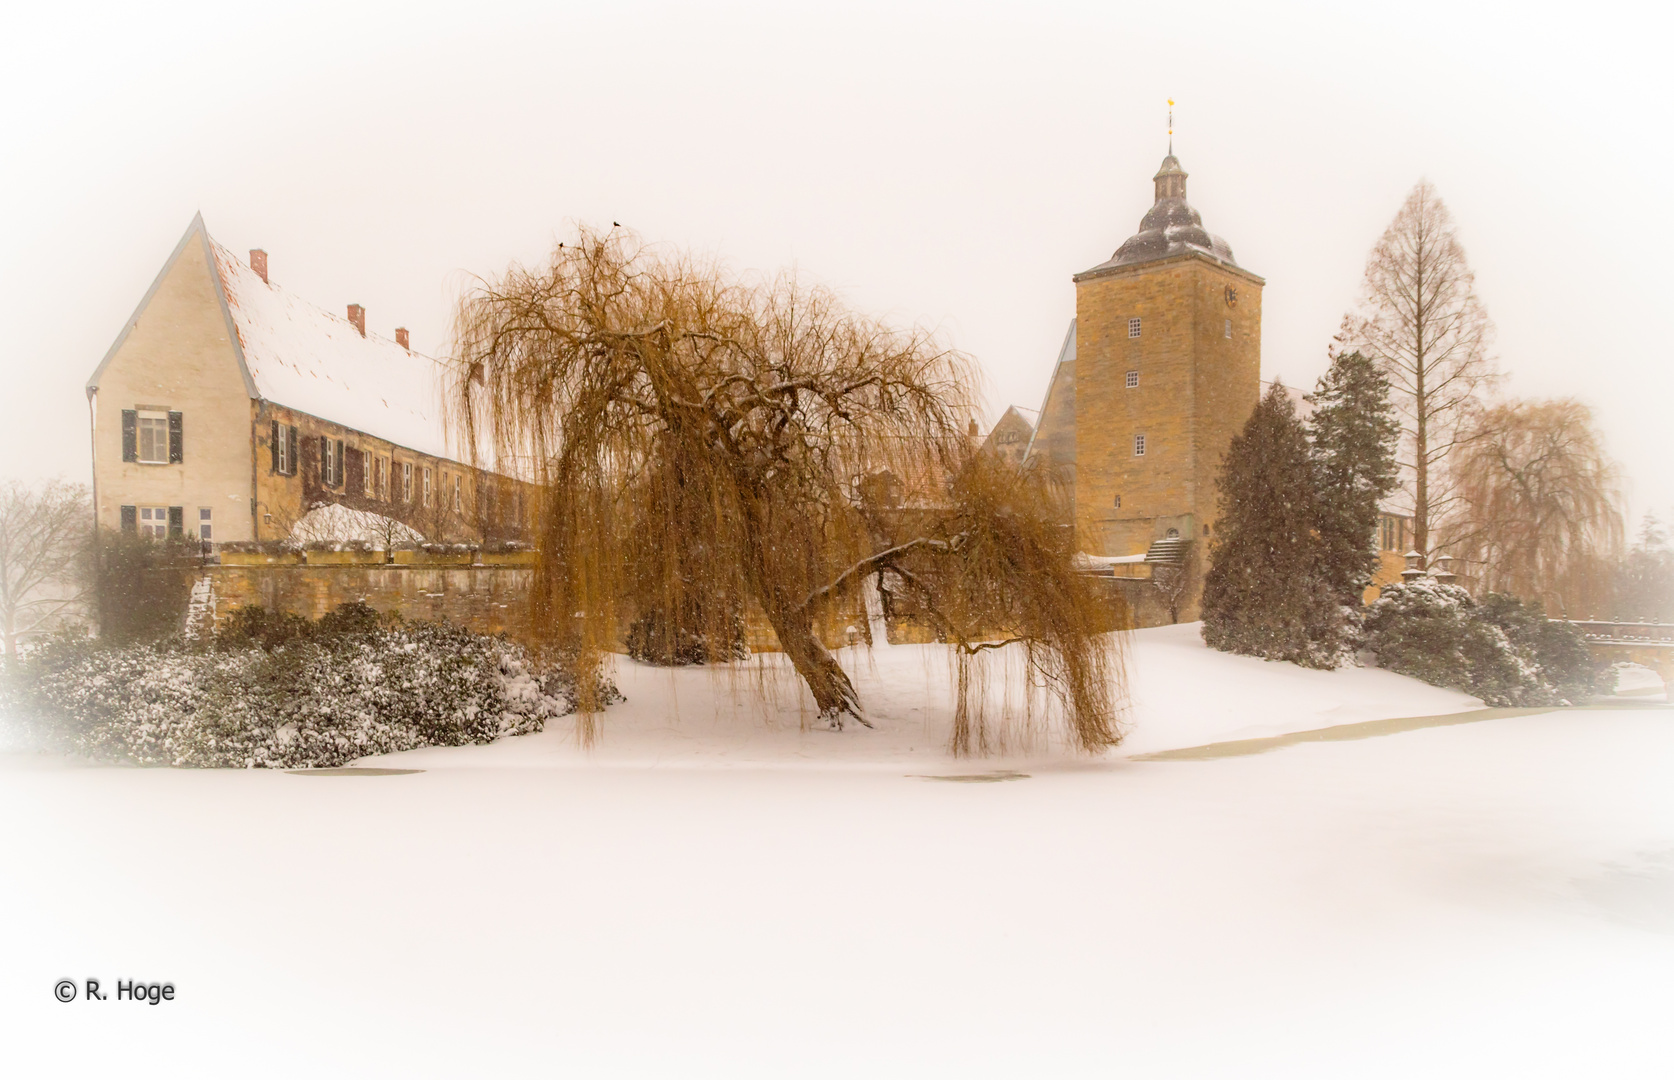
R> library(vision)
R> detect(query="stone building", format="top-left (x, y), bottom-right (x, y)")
top-left (1008, 149), bottom-right (1262, 621)
top-left (979, 406), bottom-right (1037, 465)
top-left (991, 150), bottom-right (1413, 624)
top-left (86, 215), bottom-right (522, 547)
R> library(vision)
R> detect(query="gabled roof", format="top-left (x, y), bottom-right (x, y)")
top-left (91, 215), bottom-right (458, 462)
top-left (1023, 319), bottom-right (1077, 464)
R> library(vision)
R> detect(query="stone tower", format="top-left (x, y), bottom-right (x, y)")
top-left (1070, 150), bottom-right (1263, 615)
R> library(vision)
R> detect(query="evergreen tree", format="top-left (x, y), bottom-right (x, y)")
top-left (1201, 382), bottom-right (1340, 666)
top-left (1306, 350), bottom-right (1399, 607)
top-left (1612, 513), bottom-right (1674, 621)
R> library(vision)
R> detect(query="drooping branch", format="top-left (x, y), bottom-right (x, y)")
top-left (447, 225), bottom-right (1126, 755)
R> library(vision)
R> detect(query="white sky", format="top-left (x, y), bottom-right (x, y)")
top-left (4, 0), bottom-right (1670, 523)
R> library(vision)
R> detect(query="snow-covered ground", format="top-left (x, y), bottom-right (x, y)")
top-left (3, 624), bottom-right (1670, 1076)
top-left (362, 622), bottom-right (1491, 771)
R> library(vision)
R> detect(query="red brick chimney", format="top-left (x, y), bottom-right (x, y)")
top-left (250, 249), bottom-right (268, 283)
top-left (395, 327), bottom-right (410, 350)
top-left (347, 304), bottom-right (366, 337)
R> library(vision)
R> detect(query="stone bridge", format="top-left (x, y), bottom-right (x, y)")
top-left (1564, 621), bottom-right (1674, 689)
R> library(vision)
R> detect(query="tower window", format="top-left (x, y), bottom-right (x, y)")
top-left (1125, 370), bottom-right (1139, 389)
top-left (1134, 434), bottom-right (1147, 457)
top-left (1113, 494), bottom-right (1122, 509)
top-left (1128, 317), bottom-right (1142, 339)
top-left (1224, 318), bottom-right (1232, 339)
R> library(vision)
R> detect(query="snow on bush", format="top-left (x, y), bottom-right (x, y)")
top-left (289, 502), bottom-right (424, 549)
top-left (1360, 582), bottom-right (1605, 706)
top-left (3, 604), bottom-right (618, 768)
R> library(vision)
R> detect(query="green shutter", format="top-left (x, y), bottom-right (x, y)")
top-left (121, 410), bottom-right (137, 462)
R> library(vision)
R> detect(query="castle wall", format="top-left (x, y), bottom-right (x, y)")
top-left (206, 560), bottom-right (535, 639)
top-left (203, 556), bottom-right (863, 654)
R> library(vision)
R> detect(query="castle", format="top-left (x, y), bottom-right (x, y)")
top-left (990, 149), bottom-right (1409, 625)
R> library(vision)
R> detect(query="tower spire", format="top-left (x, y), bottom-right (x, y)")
top-left (1167, 98), bottom-right (1174, 155)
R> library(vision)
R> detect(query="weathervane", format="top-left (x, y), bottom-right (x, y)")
top-left (1168, 98), bottom-right (1174, 154)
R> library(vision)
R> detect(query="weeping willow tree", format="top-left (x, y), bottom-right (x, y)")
top-left (1445, 398), bottom-right (1623, 616)
top-left (449, 228), bottom-right (1125, 754)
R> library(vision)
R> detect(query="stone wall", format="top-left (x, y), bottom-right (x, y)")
top-left (205, 558), bottom-right (537, 640)
top-left (203, 553), bottom-right (865, 653)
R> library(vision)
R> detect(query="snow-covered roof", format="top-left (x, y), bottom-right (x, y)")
top-left (208, 237), bottom-right (457, 461)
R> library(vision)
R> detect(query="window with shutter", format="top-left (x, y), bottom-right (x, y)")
top-left (168, 411), bottom-right (183, 463)
top-left (136, 412), bottom-right (169, 463)
top-left (346, 447), bottom-right (364, 495)
top-left (288, 426), bottom-right (299, 476)
top-left (270, 420), bottom-right (281, 472)
top-left (167, 506), bottom-right (184, 537)
top-left (121, 410), bottom-right (138, 462)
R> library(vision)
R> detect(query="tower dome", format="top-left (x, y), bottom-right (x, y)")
top-left (1085, 153), bottom-right (1238, 273)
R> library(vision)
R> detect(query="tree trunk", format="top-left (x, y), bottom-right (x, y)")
top-left (761, 597), bottom-right (867, 727)
top-left (1412, 239), bottom-right (1429, 568)
top-left (738, 492), bottom-right (868, 728)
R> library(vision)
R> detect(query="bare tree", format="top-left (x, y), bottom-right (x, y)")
top-left (0, 479), bottom-right (92, 656)
top-left (450, 227), bottom-right (1124, 754)
top-left (1148, 550), bottom-right (1192, 626)
top-left (1447, 398), bottom-right (1623, 616)
top-left (1344, 180), bottom-right (1496, 564)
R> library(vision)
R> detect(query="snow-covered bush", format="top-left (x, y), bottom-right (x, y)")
top-left (1361, 582), bottom-right (1604, 706)
top-left (218, 538), bottom-right (304, 555)
top-left (289, 502), bottom-right (423, 549)
top-left (6, 604), bottom-right (620, 768)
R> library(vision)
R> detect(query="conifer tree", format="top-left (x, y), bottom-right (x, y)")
top-left (1201, 383), bottom-right (1339, 666)
top-left (1306, 350), bottom-right (1398, 608)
